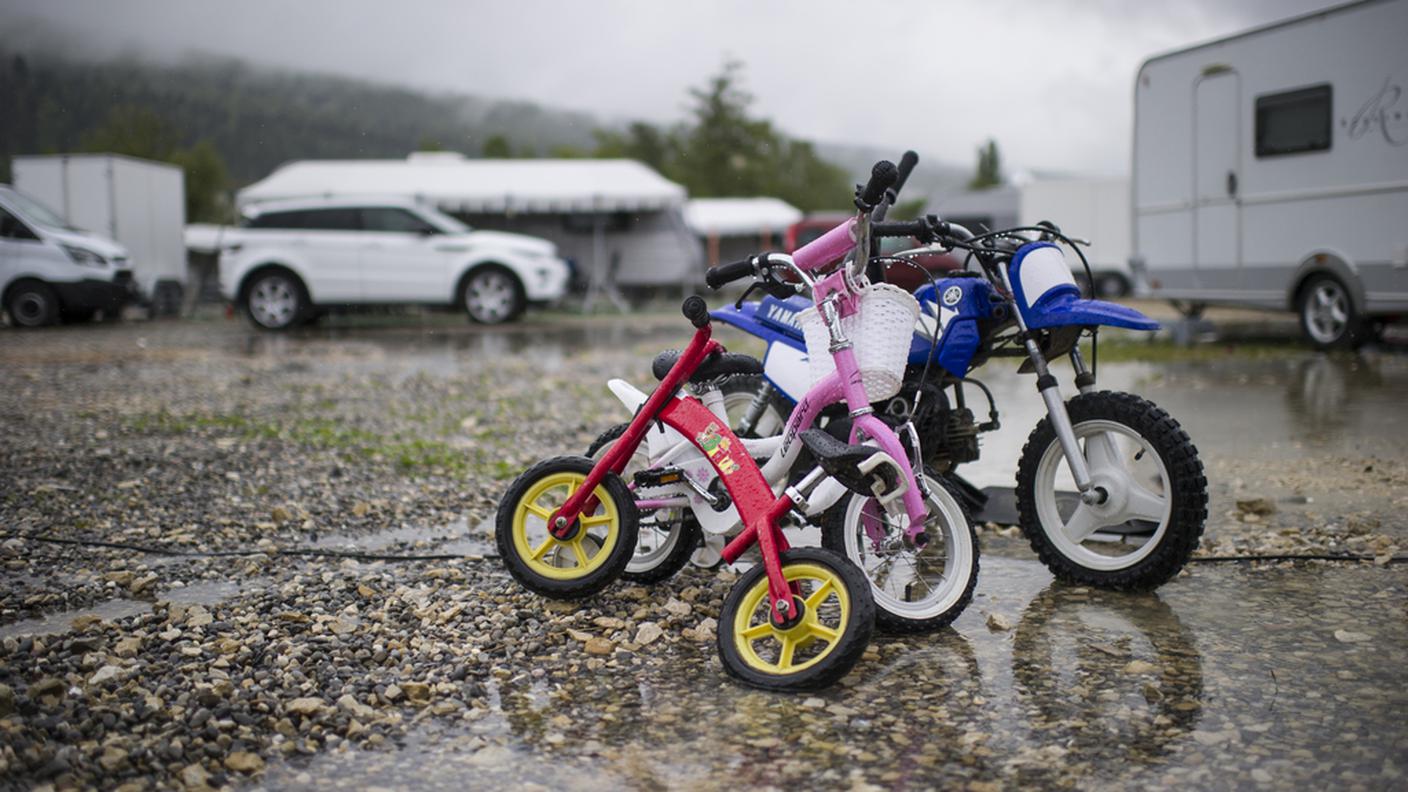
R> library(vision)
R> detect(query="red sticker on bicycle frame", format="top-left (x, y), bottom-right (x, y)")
top-left (696, 422), bottom-right (741, 476)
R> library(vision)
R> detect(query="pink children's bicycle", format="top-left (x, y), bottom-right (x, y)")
top-left (496, 162), bottom-right (948, 690)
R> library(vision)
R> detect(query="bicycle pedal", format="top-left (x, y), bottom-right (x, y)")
top-left (633, 467), bottom-right (687, 489)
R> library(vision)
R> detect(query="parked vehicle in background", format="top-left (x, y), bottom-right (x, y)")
top-left (1021, 178), bottom-right (1134, 298)
top-left (217, 197), bottom-right (571, 329)
top-left (1131, 0), bottom-right (1408, 348)
top-left (12, 154), bottom-right (187, 315)
top-left (0, 184), bottom-right (134, 328)
top-left (785, 214), bottom-right (963, 291)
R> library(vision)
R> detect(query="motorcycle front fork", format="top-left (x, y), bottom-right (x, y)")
top-left (1024, 336), bottom-right (1104, 505)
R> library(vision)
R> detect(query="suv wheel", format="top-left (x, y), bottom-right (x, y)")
top-left (244, 271), bottom-right (307, 331)
top-left (6, 281), bottom-right (60, 328)
top-left (463, 267), bottom-right (524, 325)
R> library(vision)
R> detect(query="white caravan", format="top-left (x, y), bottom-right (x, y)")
top-left (1130, 0), bottom-right (1408, 347)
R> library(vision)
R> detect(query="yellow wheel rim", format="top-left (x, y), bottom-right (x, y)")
top-left (510, 472), bottom-right (620, 580)
top-left (732, 562), bottom-right (850, 675)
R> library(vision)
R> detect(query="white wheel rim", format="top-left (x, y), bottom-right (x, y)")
top-left (841, 474), bottom-right (974, 620)
top-left (250, 276), bottom-right (298, 328)
top-left (1033, 419), bottom-right (1172, 571)
top-left (592, 433), bottom-right (684, 574)
top-left (721, 388), bottom-right (786, 436)
top-left (1305, 281), bottom-right (1349, 344)
top-left (467, 271), bottom-right (515, 322)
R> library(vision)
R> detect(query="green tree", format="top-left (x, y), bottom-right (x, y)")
top-left (481, 134), bottom-right (512, 158)
top-left (79, 105), bottom-right (180, 160)
top-left (968, 138), bottom-right (1002, 190)
top-left (169, 140), bottom-right (231, 223)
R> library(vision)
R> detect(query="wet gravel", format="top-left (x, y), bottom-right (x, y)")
top-left (2, 313), bottom-right (1406, 789)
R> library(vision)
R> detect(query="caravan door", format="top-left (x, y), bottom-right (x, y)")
top-left (1193, 70), bottom-right (1241, 291)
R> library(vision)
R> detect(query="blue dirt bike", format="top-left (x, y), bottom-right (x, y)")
top-left (706, 215), bottom-right (1208, 590)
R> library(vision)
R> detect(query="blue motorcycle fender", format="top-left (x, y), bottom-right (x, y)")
top-left (1009, 242), bottom-right (1160, 332)
top-left (710, 303), bottom-right (806, 351)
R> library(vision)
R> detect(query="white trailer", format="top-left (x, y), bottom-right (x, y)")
top-left (1020, 178), bottom-right (1133, 297)
top-left (12, 154), bottom-right (187, 311)
top-left (1130, 0), bottom-right (1408, 347)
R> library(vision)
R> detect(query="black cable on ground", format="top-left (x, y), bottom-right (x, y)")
top-left (1190, 553), bottom-right (1407, 564)
top-left (1, 532), bottom-right (494, 563)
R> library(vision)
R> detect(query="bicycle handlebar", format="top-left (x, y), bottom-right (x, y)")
top-left (870, 151), bottom-right (918, 223)
top-left (705, 257), bottom-right (755, 289)
top-left (855, 160), bottom-right (898, 212)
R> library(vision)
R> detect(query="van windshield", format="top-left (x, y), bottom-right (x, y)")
top-left (0, 186), bottom-right (79, 232)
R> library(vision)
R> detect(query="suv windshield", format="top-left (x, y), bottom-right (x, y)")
top-left (0, 186), bottom-right (78, 232)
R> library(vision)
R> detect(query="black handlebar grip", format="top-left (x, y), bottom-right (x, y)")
top-left (705, 258), bottom-right (755, 290)
top-left (681, 295), bottom-right (710, 328)
top-left (856, 160), bottom-right (898, 210)
top-left (893, 151), bottom-right (919, 194)
top-left (871, 219), bottom-right (930, 239)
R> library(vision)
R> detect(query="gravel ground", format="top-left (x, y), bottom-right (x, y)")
top-left (2, 311), bottom-right (1405, 789)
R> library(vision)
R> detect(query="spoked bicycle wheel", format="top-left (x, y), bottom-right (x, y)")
top-left (717, 547), bottom-right (875, 691)
top-left (823, 471), bottom-right (978, 633)
top-left (586, 423), bottom-right (703, 583)
top-left (495, 455), bottom-right (638, 599)
top-left (1016, 391), bottom-right (1207, 590)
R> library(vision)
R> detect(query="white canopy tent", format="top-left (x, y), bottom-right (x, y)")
top-left (683, 197), bottom-right (803, 268)
top-left (683, 197), bottom-right (802, 237)
top-left (237, 153), bottom-right (687, 214)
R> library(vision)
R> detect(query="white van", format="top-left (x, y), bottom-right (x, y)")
top-left (1130, 0), bottom-right (1408, 348)
top-left (0, 184), bottom-right (135, 328)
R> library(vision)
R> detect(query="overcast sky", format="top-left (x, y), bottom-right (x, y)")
top-left (4, 0), bottom-right (1337, 175)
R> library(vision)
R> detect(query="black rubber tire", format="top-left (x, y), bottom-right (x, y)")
top-left (585, 423), bottom-right (702, 584)
top-left (717, 547), bottom-right (875, 691)
top-left (6, 280), bottom-right (60, 328)
top-left (1297, 273), bottom-right (1368, 350)
top-left (716, 374), bottom-right (793, 438)
top-left (463, 265), bottom-right (525, 325)
top-left (495, 455), bottom-right (639, 599)
top-left (241, 269), bottom-right (310, 331)
top-left (1015, 391), bottom-right (1207, 591)
top-left (822, 472), bottom-right (979, 634)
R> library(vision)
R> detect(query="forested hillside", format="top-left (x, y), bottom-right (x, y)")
top-left (0, 48), bottom-right (600, 185)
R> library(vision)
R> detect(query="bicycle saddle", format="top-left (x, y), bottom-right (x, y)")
top-left (651, 349), bottom-right (763, 384)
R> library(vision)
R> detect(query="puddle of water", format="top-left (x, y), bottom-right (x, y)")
top-left (0, 577), bottom-right (274, 639)
top-left (0, 599), bottom-right (152, 638)
top-left (260, 557), bottom-right (1407, 789)
top-left (159, 577), bottom-right (273, 606)
top-left (313, 517), bottom-right (493, 557)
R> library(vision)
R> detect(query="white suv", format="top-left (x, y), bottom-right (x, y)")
top-left (219, 197), bottom-right (570, 329)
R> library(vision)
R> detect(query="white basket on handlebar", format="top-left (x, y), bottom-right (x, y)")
top-left (798, 283), bottom-right (920, 402)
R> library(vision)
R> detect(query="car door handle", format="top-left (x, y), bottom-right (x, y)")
top-left (1226, 170), bottom-right (1238, 198)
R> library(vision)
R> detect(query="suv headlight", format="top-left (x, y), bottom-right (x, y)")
top-left (62, 245), bottom-right (108, 268)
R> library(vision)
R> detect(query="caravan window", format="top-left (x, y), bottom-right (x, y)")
top-left (1255, 84), bottom-right (1332, 157)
